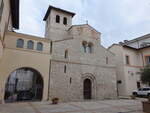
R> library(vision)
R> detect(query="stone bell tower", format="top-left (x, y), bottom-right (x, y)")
top-left (43, 6), bottom-right (75, 41)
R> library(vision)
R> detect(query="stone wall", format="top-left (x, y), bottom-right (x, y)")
top-left (49, 60), bottom-right (117, 102)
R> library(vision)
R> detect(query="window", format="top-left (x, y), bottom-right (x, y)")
top-left (146, 56), bottom-right (150, 65)
top-left (137, 81), bottom-right (141, 89)
top-left (56, 15), bottom-right (60, 23)
top-left (16, 39), bottom-right (24, 48)
top-left (0, 0), bottom-right (4, 23)
top-left (70, 77), bottom-right (72, 84)
top-left (64, 50), bottom-right (68, 59)
top-left (37, 42), bottom-right (43, 51)
top-left (64, 65), bottom-right (67, 73)
top-left (27, 40), bottom-right (34, 49)
top-left (106, 57), bottom-right (108, 64)
top-left (63, 17), bottom-right (67, 25)
top-left (82, 41), bottom-right (87, 53)
top-left (117, 80), bottom-right (122, 84)
top-left (125, 55), bottom-right (130, 65)
top-left (87, 42), bottom-right (93, 53)
top-left (50, 41), bottom-right (53, 54)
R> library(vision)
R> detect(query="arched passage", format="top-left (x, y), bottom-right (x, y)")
top-left (83, 78), bottom-right (92, 99)
top-left (4, 67), bottom-right (43, 103)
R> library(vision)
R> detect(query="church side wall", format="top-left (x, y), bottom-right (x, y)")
top-left (49, 60), bottom-right (117, 102)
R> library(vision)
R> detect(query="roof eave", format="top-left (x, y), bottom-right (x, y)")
top-left (43, 5), bottom-right (75, 21)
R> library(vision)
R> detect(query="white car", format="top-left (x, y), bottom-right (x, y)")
top-left (133, 87), bottom-right (150, 97)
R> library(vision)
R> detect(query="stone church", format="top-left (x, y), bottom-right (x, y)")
top-left (0, 0), bottom-right (117, 103)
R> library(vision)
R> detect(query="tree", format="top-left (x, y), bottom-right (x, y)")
top-left (141, 66), bottom-right (150, 86)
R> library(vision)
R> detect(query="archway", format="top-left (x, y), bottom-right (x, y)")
top-left (83, 78), bottom-right (92, 99)
top-left (4, 67), bottom-right (43, 103)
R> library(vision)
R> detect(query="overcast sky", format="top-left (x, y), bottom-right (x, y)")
top-left (17, 0), bottom-right (150, 47)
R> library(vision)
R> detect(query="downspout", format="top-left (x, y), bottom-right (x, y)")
top-left (48, 59), bottom-right (51, 100)
top-left (48, 41), bottom-right (53, 100)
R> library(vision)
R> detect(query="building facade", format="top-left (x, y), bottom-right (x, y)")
top-left (0, 1), bottom-right (117, 103)
top-left (109, 34), bottom-right (150, 96)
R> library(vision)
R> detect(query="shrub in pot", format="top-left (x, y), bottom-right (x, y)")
top-left (51, 97), bottom-right (59, 104)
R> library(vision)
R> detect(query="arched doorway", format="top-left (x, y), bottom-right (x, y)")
top-left (83, 78), bottom-right (92, 99)
top-left (4, 68), bottom-right (43, 103)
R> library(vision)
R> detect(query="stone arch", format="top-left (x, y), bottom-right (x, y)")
top-left (81, 73), bottom-right (97, 100)
top-left (4, 67), bottom-right (44, 103)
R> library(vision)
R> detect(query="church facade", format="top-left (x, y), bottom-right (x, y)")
top-left (0, 0), bottom-right (117, 103)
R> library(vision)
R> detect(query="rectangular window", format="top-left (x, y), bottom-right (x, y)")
top-left (70, 77), bottom-right (72, 84)
top-left (146, 56), bottom-right (150, 65)
top-left (50, 41), bottom-right (53, 54)
top-left (137, 81), bottom-right (141, 89)
top-left (125, 55), bottom-right (130, 65)
top-left (106, 57), bottom-right (108, 64)
top-left (64, 65), bottom-right (66, 73)
top-left (0, 0), bottom-right (4, 23)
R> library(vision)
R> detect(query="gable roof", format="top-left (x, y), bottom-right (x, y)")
top-left (68, 24), bottom-right (101, 34)
top-left (10, 0), bottom-right (19, 29)
top-left (43, 5), bottom-right (75, 21)
top-left (123, 33), bottom-right (150, 45)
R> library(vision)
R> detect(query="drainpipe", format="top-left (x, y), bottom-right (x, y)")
top-left (116, 81), bottom-right (119, 97)
top-left (48, 59), bottom-right (51, 100)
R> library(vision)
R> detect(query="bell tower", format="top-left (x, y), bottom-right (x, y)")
top-left (43, 6), bottom-right (75, 41)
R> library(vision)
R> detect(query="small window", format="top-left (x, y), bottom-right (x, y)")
top-left (64, 65), bottom-right (67, 73)
top-left (50, 41), bottom-right (53, 54)
top-left (63, 17), bottom-right (67, 25)
top-left (137, 81), bottom-right (141, 89)
top-left (56, 15), bottom-right (60, 23)
top-left (106, 57), bottom-right (108, 64)
top-left (0, 0), bottom-right (4, 23)
top-left (117, 80), bottom-right (122, 84)
top-left (70, 77), bottom-right (72, 84)
top-left (16, 39), bottom-right (24, 48)
top-left (37, 42), bottom-right (43, 51)
top-left (64, 50), bottom-right (68, 59)
top-left (27, 40), bottom-right (34, 49)
top-left (82, 41), bottom-right (87, 53)
top-left (125, 55), bottom-right (130, 65)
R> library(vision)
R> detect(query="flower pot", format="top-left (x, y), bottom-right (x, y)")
top-left (52, 98), bottom-right (59, 104)
top-left (142, 101), bottom-right (150, 113)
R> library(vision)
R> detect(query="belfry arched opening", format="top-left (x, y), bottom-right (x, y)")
top-left (4, 68), bottom-right (43, 103)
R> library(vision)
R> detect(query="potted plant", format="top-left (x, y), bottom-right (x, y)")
top-left (140, 66), bottom-right (150, 113)
top-left (130, 95), bottom-right (136, 100)
top-left (51, 97), bottom-right (59, 104)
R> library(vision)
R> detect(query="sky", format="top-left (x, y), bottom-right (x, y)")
top-left (17, 0), bottom-right (150, 47)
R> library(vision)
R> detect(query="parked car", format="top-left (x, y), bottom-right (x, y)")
top-left (133, 87), bottom-right (150, 97)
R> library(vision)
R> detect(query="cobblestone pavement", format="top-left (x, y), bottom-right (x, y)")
top-left (0, 99), bottom-right (146, 113)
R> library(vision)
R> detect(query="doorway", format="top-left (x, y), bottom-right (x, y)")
top-left (83, 78), bottom-right (92, 99)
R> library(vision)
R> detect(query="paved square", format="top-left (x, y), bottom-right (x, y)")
top-left (0, 99), bottom-right (145, 113)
